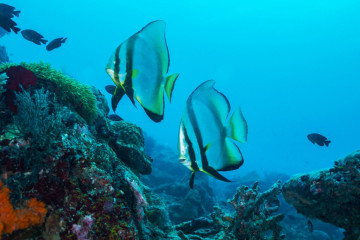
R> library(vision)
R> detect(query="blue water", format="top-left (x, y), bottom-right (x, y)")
top-left (2, 0), bottom-right (360, 177)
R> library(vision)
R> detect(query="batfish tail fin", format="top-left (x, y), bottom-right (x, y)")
top-left (202, 166), bottom-right (231, 182)
top-left (41, 39), bottom-right (48, 45)
top-left (111, 86), bottom-right (126, 112)
top-left (189, 172), bottom-right (195, 188)
top-left (164, 73), bottom-right (179, 102)
top-left (13, 26), bottom-right (20, 34)
top-left (226, 107), bottom-right (248, 143)
top-left (325, 140), bottom-right (331, 146)
top-left (14, 11), bottom-right (21, 17)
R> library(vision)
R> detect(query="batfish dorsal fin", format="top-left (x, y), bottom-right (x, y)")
top-left (226, 107), bottom-right (248, 143)
top-left (189, 172), bottom-right (196, 188)
top-left (138, 20), bottom-right (169, 74)
top-left (164, 73), bottom-right (179, 102)
top-left (202, 165), bottom-right (231, 182)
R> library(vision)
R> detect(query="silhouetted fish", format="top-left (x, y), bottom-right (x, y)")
top-left (21, 30), bottom-right (48, 45)
top-left (105, 85), bottom-right (116, 95)
top-left (0, 4), bottom-right (20, 18)
top-left (0, 15), bottom-right (20, 33)
top-left (46, 37), bottom-right (67, 51)
top-left (307, 133), bottom-right (330, 146)
top-left (108, 114), bottom-right (123, 121)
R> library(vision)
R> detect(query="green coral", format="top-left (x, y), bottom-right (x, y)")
top-left (0, 62), bottom-right (97, 123)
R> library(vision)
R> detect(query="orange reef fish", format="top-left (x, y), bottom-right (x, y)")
top-left (105, 20), bottom-right (179, 122)
top-left (178, 80), bottom-right (248, 188)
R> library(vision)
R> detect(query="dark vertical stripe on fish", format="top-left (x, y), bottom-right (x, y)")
top-left (124, 35), bottom-right (136, 105)
top-left (187, 100), bottom-right (209, 168)
top-left (182, 123), bottom-right (199, 171)
top-left (113, 45), bottom-right (121, 83)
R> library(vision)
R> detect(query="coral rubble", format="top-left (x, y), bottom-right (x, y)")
top-left (282, 150), bottom-right (360, 240)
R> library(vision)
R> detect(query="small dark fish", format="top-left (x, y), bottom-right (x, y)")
top-left (46, 37), bottom-right (67, 51)
top-left (0, 16), bottom-right (20, 33)
top-left (307, 133), bottom-right (331, 146)
top-left (105, 85), bottom-right (116, 95)
top-left (21, 29), bottom-right (48, 45)
top-left (0, 4), bottom-right (20, 18)
top-left (108, 114), bottom-right (123, 121)
top-left (307, 219), bottom-right (313, 233)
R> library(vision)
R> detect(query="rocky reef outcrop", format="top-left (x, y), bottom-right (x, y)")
top-left (282, 150), bottom-right (360, 240)
top-left (0, 62), bottom-right (178, 240)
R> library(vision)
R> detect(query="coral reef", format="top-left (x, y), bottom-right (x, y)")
top-left (0, 62), bottom-right (97, 123)
top-left (109, 121), bottom-right (152, 175)
top-left (0, 63), bottom-right (176, 239)
top-left (282, 150), bottom-right (360, 240)
top-left (211, 181), bottom-right (284, 240)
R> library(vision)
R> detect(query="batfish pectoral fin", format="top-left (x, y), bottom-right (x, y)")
top-left (202, 166), bottom-right (231, 182)
top-left (164, 73), bottom-right (180, 102)
top-left (226, 107), bottom-right (248, 143)
top-left (111, 86), bottom-right (126, 112)
top-left (189, 171), bottom-right (195, 188)
top-left (132, 69), bottom-right (139, 79)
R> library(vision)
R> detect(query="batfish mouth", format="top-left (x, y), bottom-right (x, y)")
top-left (179, 158), bottom-right (187, 163)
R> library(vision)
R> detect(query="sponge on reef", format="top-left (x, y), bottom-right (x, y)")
top-left (0, 180), bottom-right (47, 239)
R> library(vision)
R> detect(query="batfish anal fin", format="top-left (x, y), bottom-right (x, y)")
top-left (202, 166), bottom-right (231, 182)
top-left (143, 107), bottom-right (164, 123)
top-left (111, 86), bottom-right (126, 112)
top-left (164, 73), bottom-right (179, 102)
top-left (189, 172), bottom-right (195, 188)
top-left (217, 138), bottom-right (244, 171)
top-left (226, 107), bottom-right (248, 143)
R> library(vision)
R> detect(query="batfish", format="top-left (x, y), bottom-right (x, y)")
top-left (178, 80), bottom-right (248, 188)
top-left (105, 20), bottom-right (179, 122)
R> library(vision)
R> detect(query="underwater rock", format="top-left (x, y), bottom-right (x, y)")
top-left (109, 120), bottom-right (152, 175)
top-left (282, 150), bottom-right (360, 240)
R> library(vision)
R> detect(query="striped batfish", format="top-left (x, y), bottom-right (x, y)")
top-left (178, 80), bottom-right (248, 188)
top-left (105, 20), bottom-right (179, 122)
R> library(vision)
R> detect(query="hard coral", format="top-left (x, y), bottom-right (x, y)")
top-left (1, 66), bottom-right (38, 113)
top-left (212, 181), bottom-right (284, 240)
top-left (0, 180), bottom-right (47, 239)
